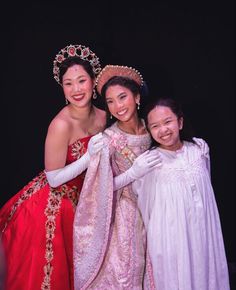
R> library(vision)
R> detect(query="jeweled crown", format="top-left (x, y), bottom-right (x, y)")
top-left (96, 65), bottom-right (144, 95)
top-left (53, 44), bottom-right (101, 84)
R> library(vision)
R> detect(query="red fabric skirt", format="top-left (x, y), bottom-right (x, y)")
top-left (0, 171), bottom-right (82, 290)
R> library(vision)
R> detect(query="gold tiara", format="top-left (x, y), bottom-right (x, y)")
top-left (96, 65), bottom-right (144, 95)
top-left (53, 44), bottom-right (101, 84)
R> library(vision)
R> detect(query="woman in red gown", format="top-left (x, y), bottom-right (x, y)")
top-left (0, 44), bottom-right (106, 290)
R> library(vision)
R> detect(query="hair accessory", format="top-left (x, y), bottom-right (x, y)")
top-left (53, 44), bottom-right (101, 84)
top-left (96, 65), bottom-right (144, 95)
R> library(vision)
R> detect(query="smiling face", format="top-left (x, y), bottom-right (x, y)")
top-left (105, 84), bottom-right (140, 123)
top-left (147, 105), bottom-right (183, 151)
top-left (62, 64), bottom-right (94, 107)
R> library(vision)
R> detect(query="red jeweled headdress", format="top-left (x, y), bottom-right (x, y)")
top-left (53, 44), bottom-right (101, 84)
top-left (96, 65), bottom-right (143, 95)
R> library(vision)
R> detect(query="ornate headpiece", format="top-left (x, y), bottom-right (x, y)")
top-left (53, 44), bottom-right (101, 84)
top-left (96, 65), bottom-right (144, 95)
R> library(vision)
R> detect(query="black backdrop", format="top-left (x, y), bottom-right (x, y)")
top-left (0, 0), bottom-right (235, 286)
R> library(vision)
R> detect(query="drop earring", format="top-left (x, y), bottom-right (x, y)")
top-left (110, 115), bottom-right (113, 119)
top-left (137, 102), bottom-right (140, 110)
top-left (93, 88), bottom-right (97, 99)
top-left (65, 98), bottom-right (68, 105)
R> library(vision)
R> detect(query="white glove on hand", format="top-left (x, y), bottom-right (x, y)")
top-left (87, 132), bottom-right (104, 156)
top-left (113, 149), bottom-right (162, 191)
top-left (45, 133), bottom-right (104, 188)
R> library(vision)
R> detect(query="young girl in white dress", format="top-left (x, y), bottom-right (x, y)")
top-left (132, 97), bottom-right (230, 290)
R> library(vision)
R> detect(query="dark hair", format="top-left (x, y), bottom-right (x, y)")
top-left (144, 96), bottom-right (195, 147)
top-left (101, 76), bottom-right (142, 128)
top-left (59, 56), bottom-right (95, 83)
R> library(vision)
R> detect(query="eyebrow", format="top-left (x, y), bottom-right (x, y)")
top-left (63, 75), bottom-right (86, 82)
top-left (106, 91), bottom-right (126, 100)
top-left (148, 117), bottom-right (173, 126)
top-left (148, 122), bottom-right (158, 126)
top-left (118, 91), bottom-right (126, 96)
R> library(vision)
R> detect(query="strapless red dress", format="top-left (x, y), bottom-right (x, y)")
top-left (0, 136), bottom-right (91, 290)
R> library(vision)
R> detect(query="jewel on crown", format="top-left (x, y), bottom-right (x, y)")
top-left (95, 65), bottom-right (144, 95)
top-left (53, 44), bottom-right (101, 84)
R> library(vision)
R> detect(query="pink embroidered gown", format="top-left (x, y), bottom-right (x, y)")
top-left (73, 122), bottom-right (156, 290)
top-left (0, 136), bottom-right (91, 290)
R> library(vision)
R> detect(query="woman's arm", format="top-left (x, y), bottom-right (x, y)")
top-left (44, 118), bottom-right (103, 187)
top-left (113, 149), bottom-right (162, 191)
top-left (44, 117), bottom-right (70, 171)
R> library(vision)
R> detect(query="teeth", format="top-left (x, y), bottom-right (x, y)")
top-left (74, 94), bottom-right (83, 100)
top-left (161, 134), bottom-right (171, 140)
top-left (117, 109), bottom-right (127, 115)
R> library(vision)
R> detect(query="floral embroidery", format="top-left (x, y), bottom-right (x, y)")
top-left (109, 133), bottom-right (127, 151)
top-left (71, 140), bottom-right (86, 159)
top-left (41, 184), bottom-right (79, 290)
top-left (1, 172), bottom-right (47, 233)
top-left (66, 185), bottom-right (80, 209)
top-left (120, 147), bottom-right (136, 164)
top-left (109, 132), bottom-right (136, 167)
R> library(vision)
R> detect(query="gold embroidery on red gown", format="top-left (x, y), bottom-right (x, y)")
top-left (0, 137), bottom-right (91, 290)
top-left (42, 185), bottom-right (79, 290)
top-left (1, 172), bottom-right (47, 233)
top-left (41, 139), bottom-right (86, 290)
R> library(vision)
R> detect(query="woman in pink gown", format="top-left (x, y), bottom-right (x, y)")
top-left (73, 65), bottom-right (162, 289)
top-left (0, 44), bottom-right (106, 290)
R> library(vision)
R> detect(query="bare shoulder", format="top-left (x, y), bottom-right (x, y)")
top-left (47, 108), bottom-right (72, 136)
top-left (44, 113), bottom-right (71, 158)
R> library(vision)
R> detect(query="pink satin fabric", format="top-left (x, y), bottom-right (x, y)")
top-left (73, 122), bottom-right (155, 290)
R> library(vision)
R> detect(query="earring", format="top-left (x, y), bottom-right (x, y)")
top-left (93, 88), bottom-right (97, 99)
top-left (65, 98), bottom-right (68, 105)
top-left (110, 114), bottom-right (113, 119)
top-left (137, 102), bottom-right (140, 110)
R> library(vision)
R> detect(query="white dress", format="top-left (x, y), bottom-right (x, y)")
top-left (132, 140), bottom-right (230, 290)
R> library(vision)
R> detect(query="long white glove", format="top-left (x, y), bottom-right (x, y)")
top-left (45, 133), bottom-right (103, 188)
top-left (113, 149), bottom-right (162, 191)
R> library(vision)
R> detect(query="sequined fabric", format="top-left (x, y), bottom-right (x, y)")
top-left (74, 123), bottom-right (155, 290)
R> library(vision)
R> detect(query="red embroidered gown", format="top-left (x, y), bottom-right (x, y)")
top-left (0, 136), bottom-right (91, 290)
